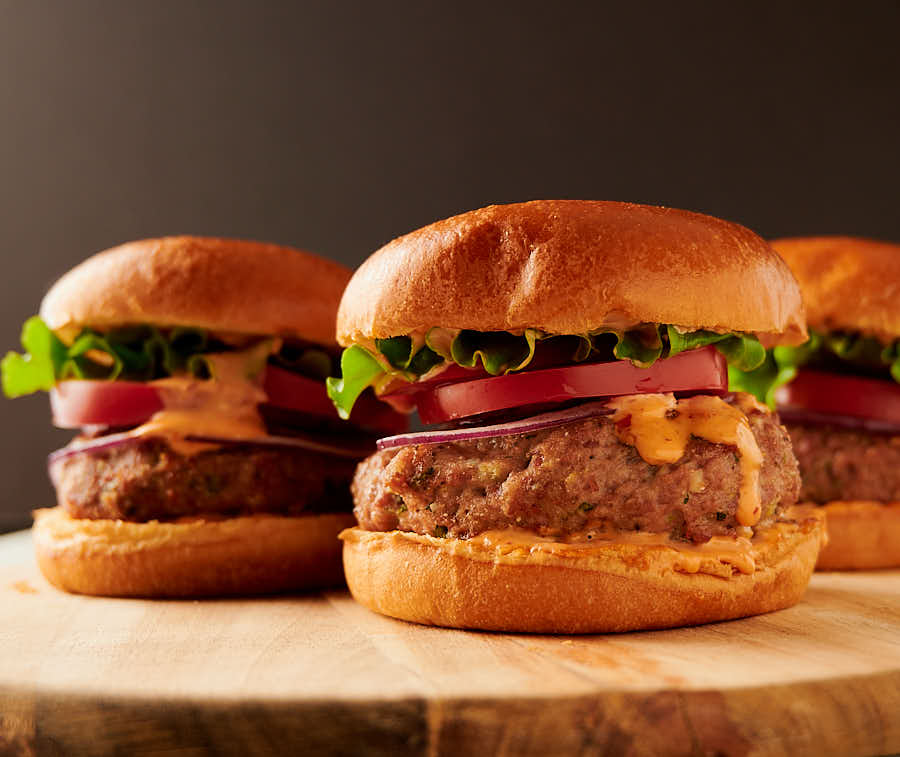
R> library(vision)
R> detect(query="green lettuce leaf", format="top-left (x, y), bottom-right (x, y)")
top-left (450, 330), bottom-right (539, 375)
top-left (884, 341), bottom-right (900, 383)
top-left (375, 336), bottom-right (415, 370)
top-left (271, 342), bottom-right (336, 380)
top-left (1, 317), bottom-right (67, 397)
top-left (408, 346), bottom-right (443, 375)
top-left (826, 332), bottom-right (885, 366)
top-left (728, 359), bottom-right (793, 408)
top-left (712, 335), bottom-right (766, 372)
top-left (667, 327), bottom-right (766, 372)
top-left (820, 331), bottom-right (900, 380)
top-left (1, 317), bottom-right (283, 398)
top-left (326, 345), bottom-right (385, 420)
top-left (734, 329), bottom-right (900, 407)
top-left (613, 327), bottom-right (663, 368)
top-left (666, 326), bottom-right (721, 357)
top-left (729, 331), bottom-right (822, 407)
top-left (375, 336), bottom-right (443, 376)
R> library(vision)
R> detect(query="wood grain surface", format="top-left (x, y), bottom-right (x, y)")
top-left (1, 529), bottom-right (898, 757)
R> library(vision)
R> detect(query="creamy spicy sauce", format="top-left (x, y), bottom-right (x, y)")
top-left (353, 526), bottom-right (763, 577)
top-left (473, 528), bottom-right (758, 574)
top-left (607, 393), bottom-right (764, 527)
top-left (128, 350), bottom-right (270, 455)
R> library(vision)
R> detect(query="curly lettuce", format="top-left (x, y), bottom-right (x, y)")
top-left (327, 324), bottom-right (769, 419)
top-left (2, 316), bottom-right (334, 399)
top-left (886, 341), bottom-right (900, 383)
top-left (270, 343), bottom-right (334, 380)
top-left (2, 317), bottom-right (66, 397)
top-left (733, 329), bottom-right (900, 407)
top-left (326, 345), bottom-right (386, 420)
top-left (826, 331), bottom-right (900, 382)
top-left (1, 318), bottom-right (221, 397)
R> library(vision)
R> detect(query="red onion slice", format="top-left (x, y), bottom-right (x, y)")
top-left (48, 431), bottom-right (140, 464)
top-left (48, 431), bottom-right (371, 467)
top-left (187, 434), bottom-right (372, 459)
top-left (376, 401), bottom-right (613, 450)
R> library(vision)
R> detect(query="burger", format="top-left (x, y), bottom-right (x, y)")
top-left (2, 236), bottom-right (403, 596)
top-left (761, 236), bottom-right (900, 570)
top-left (328, 200), bottom-right (826, 633)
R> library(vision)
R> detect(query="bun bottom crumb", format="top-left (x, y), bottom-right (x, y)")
top-left (33, 507), bottom-right (355, 597)
top-left (815, 501), bottom-right (900, 570)
top-left (340, 508), bottom-right (825, 633)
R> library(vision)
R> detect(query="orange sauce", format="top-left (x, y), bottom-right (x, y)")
top-left (607, 394), bottom-right (764, 527)
top-left (472, 528), bottom-right (757, 574)
top-left (367, 526), bottom-right (762, 577)
top-left (128, 350), bottom-right (270, 455)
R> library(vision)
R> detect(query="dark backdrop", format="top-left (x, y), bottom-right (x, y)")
top-left (1, 1), bottom-right (899, 531)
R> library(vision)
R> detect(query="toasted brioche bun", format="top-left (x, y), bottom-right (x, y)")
top-left (770, 236), bottom-right (900, 343)
top-left (40, 236), bottom-right (351, 347)
top-left (338, 201), bottom-right (807, 348)
top-left (815, 501), bottom-right (900, 571)
top-left (340, 508), bottom-right (825, 633)
top-left (33, 507), bottom-right (355, 597)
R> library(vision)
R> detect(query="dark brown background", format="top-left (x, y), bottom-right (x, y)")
top-left (1, 1), bottom-right (899, 531)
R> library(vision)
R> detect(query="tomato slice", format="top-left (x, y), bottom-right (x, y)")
top-left (389, 346), bottom-right (728, 424)
top-left (51, 380), bottom-right (164, 428)
top-left (776, 369), bottom-right (900, 425)
top-left (264, 366), bottom-right (407, 435)
top-left (50, 366), bottom-right (406, 435)
top-left (262, 366), bottom-right (339, 418)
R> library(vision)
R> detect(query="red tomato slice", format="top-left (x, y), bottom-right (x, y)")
top-left (776, 369), bottom-right (900, 425)
top-left (50, 381), bottom-right (164, 429)
top-left (50, 366), bottom-right (406, 435)
top-left (262, 366), bottom-right (339, 418)
top-left (388, 346), bottom-right (728, 424)
top-left (264, 366), bottom-right (407, 435)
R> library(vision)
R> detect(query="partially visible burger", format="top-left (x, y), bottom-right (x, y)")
top-left (2, 236), bottom-right (404, 596)
top-left (765, 236), bottom-right (900, 570)
top-left (328, 200), bottom-right (825, 633)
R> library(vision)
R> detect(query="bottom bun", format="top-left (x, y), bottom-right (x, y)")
top-left (815, 501), bottom-right (900, 571)
top-left (340, 508), bottom-right (826, 633)
top-left (33, 507), bottom-right (355, 597)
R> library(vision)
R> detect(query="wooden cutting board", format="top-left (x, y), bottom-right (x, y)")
top-left (1, 529), bottom-right (899, 757)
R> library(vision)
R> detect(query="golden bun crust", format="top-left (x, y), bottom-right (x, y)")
top-left (33, 507), bottom-right (355, 597)
top-left (770, 236), bottom-right (900, 342)
top-left (338, 201), bottom-right (807, 347)
top-left (815, 501), bottom-right (900, 570)
top-left (40, 236), bottom-right (352, 346)
top-left (340, 509), bottom-right (825, 633)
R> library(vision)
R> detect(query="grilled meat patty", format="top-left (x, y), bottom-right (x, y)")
top-left (353, 400), bottom-right (799, 543)
top-left (52, 438), bottom-right (357, 521)
top-left (786, 423), bottom-right (900, 503)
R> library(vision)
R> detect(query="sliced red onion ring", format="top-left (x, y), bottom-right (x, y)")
top-left (48, 431), bottom-right (140, 464)
top-left (186, 434), bottom-right (372, 459)
top-left (48, 431), bottom-right (371, 468)
top-left (777, 408), bottom-right (900, 435)
top-left (376, 401), bottom-right (613, 450)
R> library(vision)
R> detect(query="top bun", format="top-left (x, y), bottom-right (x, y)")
top-left (770, 236), bottom-right (900, 342)
top-left (337, 201), bottom-right (807, 347)
top-left (40, 236), bottom-right (351, 346)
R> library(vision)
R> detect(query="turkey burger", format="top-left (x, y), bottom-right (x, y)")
top-left (3, 236), bottom-right (403, 596)
top-left (328, 201), bottom-right (824, 633)
top-left (766, 236), bottom-right (900, 570)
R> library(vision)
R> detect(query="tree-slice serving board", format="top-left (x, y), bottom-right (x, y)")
top-left (0, 529), bottom-right (898, 757)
